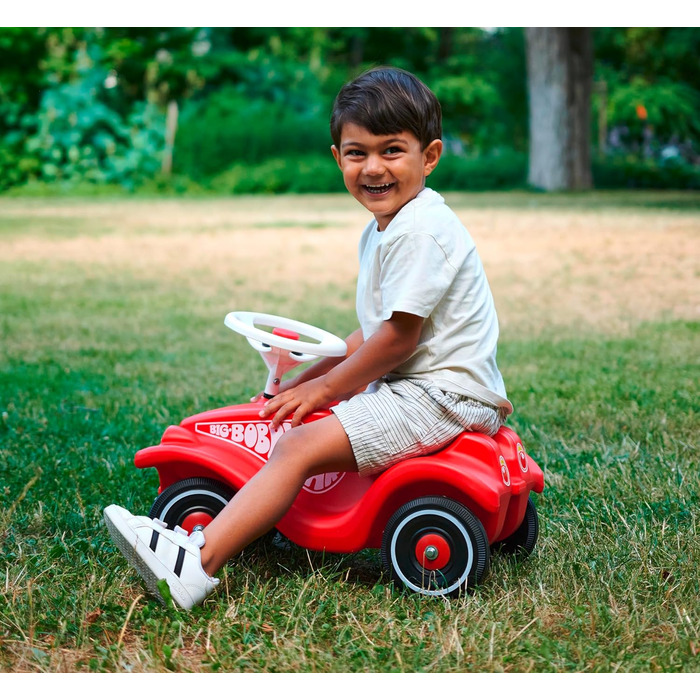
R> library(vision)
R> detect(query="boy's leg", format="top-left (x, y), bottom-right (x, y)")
top-left (199, 413), bottom-right (357, 575)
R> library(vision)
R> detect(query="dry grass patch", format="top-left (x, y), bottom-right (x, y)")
top-left (2, 193), bottom-right (697, 336)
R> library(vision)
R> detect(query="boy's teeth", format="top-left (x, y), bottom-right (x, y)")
top-left (366, 184), bottom-right (393, 194)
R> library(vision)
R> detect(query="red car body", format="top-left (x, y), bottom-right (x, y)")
top-left (136, 400), bottom-right (544, 552)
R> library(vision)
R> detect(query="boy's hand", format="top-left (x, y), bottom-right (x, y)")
top-left (258, 315), bottom-right (421, 429)
top-left (259, 377), bottom-right (334, 429)
top-left (249, 376), bottom-right (299, 404)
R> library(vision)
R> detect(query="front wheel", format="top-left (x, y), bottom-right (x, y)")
top-left (149, 477), bottom-right (235, 533)
top-left (381, 497), bottom-right (490, 597)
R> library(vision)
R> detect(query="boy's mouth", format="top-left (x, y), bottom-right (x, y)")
top-left (363, 183), bottom-right (395, 195)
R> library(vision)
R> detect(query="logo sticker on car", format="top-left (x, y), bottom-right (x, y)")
top-left (302, 471), bottom-right (345, 494)
top-left (517, 443), bottom-right (529, 472)
top-left (196, 420), bottom-right (291, 461)
top-left (499, 455), bottom-right (511, 486)
top-left (196, 420), bottom-right (346, 494)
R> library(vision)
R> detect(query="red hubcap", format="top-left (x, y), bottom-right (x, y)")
top-left (415, 534), bottom-right (451, 570)
top-left (181, 512), bottom-right (214, 533)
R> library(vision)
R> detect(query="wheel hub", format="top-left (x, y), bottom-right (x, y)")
top-left (415, 533), bottom-right (451, 570)
top-left (181, 512), bottom-right (214, 533)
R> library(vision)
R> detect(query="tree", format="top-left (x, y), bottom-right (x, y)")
top-left (594, 28), bottom-right (700, 161)
top-left (526, 28), bottom-right (593, 190)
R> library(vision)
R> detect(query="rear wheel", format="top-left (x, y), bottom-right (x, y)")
top-left (495, 497), bottom-right (539, 558)
top-left (149, 477), bottom-right (234, 533)
top-left (381, 496), bottom-right (490, 597)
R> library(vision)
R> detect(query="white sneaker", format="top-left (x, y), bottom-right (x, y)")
top-left (103, 504), bottom-right (219, 610)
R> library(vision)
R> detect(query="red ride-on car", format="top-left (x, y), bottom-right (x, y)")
top-left (136, 312), bottom-right (544, 597)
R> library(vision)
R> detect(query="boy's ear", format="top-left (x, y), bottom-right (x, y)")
top-left (331, 144), bottom-right (342, 169)
top-left (423, 139), bottom-right (443, 177)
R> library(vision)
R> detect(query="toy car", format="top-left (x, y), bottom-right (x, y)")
top-left (135, 311), bottom-right (544, 597)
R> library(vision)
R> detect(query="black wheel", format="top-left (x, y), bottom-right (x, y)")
top-left (380, 496), bottom-right (490, 597)
top-left (495, 497), bottom-right (539, 558)
top-left (148, 477), bottom-right (235, 532)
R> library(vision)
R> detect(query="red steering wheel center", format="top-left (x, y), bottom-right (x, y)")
top-left (415, 533), bottom-right (451, 570)
top-left (273, 327), bottom-right (300, 341)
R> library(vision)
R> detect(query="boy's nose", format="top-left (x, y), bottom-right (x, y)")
top-left (363, 154), bottom-right (385, 176)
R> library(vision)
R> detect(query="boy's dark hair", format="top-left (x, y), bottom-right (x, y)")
top-left (330, 67), bottom-right (442, 150)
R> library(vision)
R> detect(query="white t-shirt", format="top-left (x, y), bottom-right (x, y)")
top-left (356, 187), bottom-right (512, 414)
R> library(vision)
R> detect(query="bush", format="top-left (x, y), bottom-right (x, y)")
top-left (18, 42), bottom-right (167, 192)
top-left (208, 154), bottom-right (345, 194)
top-left (429, 150), bottom-right (527, 191)
top-left (0, 142), bottom-right (40, 191)
top-left (3, 179), bottom-right (133, 197)
top-left (174, 88), bottom-right (331, 180)
top-left (593, 155), bottom-right (700, 189)
top-left (605, 78), bottom-right (700, 150)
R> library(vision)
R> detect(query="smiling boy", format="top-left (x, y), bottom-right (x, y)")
top-left (104, 67), bottom-right (512, 609)
top-left (331, 123), bottom-right (440, 231)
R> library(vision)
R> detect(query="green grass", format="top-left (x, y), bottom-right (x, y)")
top-left (1, 194), bottom-right (698, 672)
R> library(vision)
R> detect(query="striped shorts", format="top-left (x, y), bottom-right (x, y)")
top-left (330, 377), bottom-right (505, 477)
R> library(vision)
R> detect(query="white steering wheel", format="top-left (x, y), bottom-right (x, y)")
top-left (224, 311), bottom-right (347, 397)
top-left (225, 311), bottom-right (347, 358)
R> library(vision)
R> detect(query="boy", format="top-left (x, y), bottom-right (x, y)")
top-left (103, 67), bottom-right (512, 609)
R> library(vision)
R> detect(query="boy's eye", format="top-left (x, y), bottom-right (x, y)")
top-left (384, 146), bottom-right (402, 154)
top-left (345, 149), bottom-right (365, 157)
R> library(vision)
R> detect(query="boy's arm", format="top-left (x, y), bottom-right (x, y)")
top-left (260, 312), bottom-right (423, 428)
top-left (278, 327), bottom-right (365, 391)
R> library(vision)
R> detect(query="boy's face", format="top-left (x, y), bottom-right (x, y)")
top-left (331, 123), bottom-right (442, 231)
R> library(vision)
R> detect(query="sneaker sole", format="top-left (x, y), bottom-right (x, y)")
top-left (103, 505), bottom-right (195, 609)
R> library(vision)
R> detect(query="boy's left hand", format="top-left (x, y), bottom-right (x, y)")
top-left (259, 377), bottom-right (334, 429)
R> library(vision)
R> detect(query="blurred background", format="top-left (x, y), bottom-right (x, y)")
top-left (1, 26), bottom-right (698, 196)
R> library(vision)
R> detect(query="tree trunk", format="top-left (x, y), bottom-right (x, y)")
top-left (162, 99), bottom-right (179, 176)
top-left (526, 28), bottom-right (593, 191)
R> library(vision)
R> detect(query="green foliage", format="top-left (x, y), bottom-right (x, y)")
top-left (594, 28), bottom-right (700, 163)
top-left (23, 47), bottom-right (165, 189)
top-left (2, 27), bottom-right (700, 193)
top-left (0, 29), bottom-right (50, 189)
top-left (593, 155), bottom-right (700, 189)
top-left (174, 89), bottom-right (330, 179)
top-left (208, 154), bottom-right (345, 194)
top-left (99, 27), bottom-right (203, 109)
top-left (607, 79), bottom-right (700, 143)
top-left (431, 75), bottom-right (502, 145)
top-left (595, 28), bottom-right (700, 88)
top-left (0, 30), bottom-right (170, 192)
top-left (0, 112), bottom-right (40, 190)
top-left (430, 150), bottom-right (527, 191)
top-left (428, 28), bottom-right (528, 152)
top-left (0, 27), bottom-right (48, 110)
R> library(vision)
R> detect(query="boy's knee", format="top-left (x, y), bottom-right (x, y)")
top-left (269, 428), bottom-right (312, 470)
top-left (266, 415), bottom-right (356, 479)
top-left (264, 429), bottom-right (320, 483)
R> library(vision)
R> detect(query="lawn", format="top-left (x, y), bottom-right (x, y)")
top-left (0, 190), bottom-right (698, 672)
